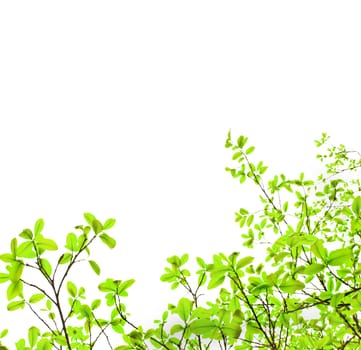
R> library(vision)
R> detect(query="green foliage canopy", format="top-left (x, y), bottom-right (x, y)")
top-left (1, 132), bottom-right (361, 349)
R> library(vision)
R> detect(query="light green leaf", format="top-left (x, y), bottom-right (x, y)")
top-left (39, 259), bottom-right (52, 277)
top-left (208, 275), bottom-right (225, 289)
top-left (91, 299), bottom-right (101, 310)
top-left (176, 298), bottom-right (193, 322)
top-left (36, 338), bottom-right (52, 350)
top-left (0, 273), bottom-right (9, 284)
top-left (301, 263), bottom-right (325, 275)
top-left (67, 281), bottom-right (77, 297)
top-left (328, 247), bottom-right (353, 266)
top-left (37, 238), bottom-right (58, 251)
top-left (7, 281), bottom-right (23, 300)
top-left (7, 299), bottom-right (25, 311)
top-left (53, 335), bottom-right (67, 346)
top-left (99, 233), bottom-right (116, 249)
top-left (237, 256), bottom-right (254, 269)
top-left (9, 261), bottom-right (24, 282)
top-left (84, 212), bottom-right (96, 226)
top-left (103, 218), bottom-right (116, 230)
top-left (279, 279), bottom-right (305, 294)
top-left (0, 329), bottom-right (8, 338)
top-left (58, 253), bottom-right (72, 264)
top-left (17, 242), bottom-right (36, 258)
top-left (10, 238), bottom-right (17, 256)
top-left (170, 324), bottom-right (184, 335)
top-left (28, 326), bottom-right (40, 347)
top-left (34, 219), bottom-right (44, 236)
top-left (116, 279), bottom-right (135, 295)
top-left (19, 229), bottom-right (33, 240)
top-left (89, 260), bottom-right (101, 275)
top-left (311, 239), bottom-right (328, 260)
top-left (352, 196), bottom-right (361, 216)
top-left (29, 293), bottom-right (45, 304)
top-left (92, 219), bottom-right (103, 234)
top-left (189, 319), bottom-right (219, 338)
top-left (65, 232), bottom-right (78, 251)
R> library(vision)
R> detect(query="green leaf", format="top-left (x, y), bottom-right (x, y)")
top-left (39, 259), bottom-right (52, 277)
top-left (10, 238), bottom-right (17, 256)
top-left (67, 281), bottom-right (77, 297)
top-left (237, 256), bottom-right (254, 269)
top-left (92, 219), bottom-right (103, 234)
top-left (19, 229), bottom-right (33, 240)
top-left (189, 319), bottom-right (219, 338)
top-left (7, 281), bottom-right (23, 300)
top-left (58, 253), bottom-right (72, 264)
top-left (245, 146), bottom-right (255, 155)
top-left (311, 239), bottom-right (328, 260)
top-left (37, 238), bottom-right (58, 251)
top-left (328, 247), bottom-right (353, 266)
top-left (17, 242), bottom-right (36, 258)
top-left (9, 261), bottom-right (24, 282)
top-left (89, 260), bottom-right (101, 275)
top-left (208, 275), bottom-right (225, 289)
top-left (36, 338), bottom-right (52, 350)
top-left (53, 335), bottom-right (67, 346)
top-left (84, 212), bottom-right (96, 226)
top-left (279, 279), bottom-right (305, 294)
top-left (170, 324), bottom-right (184, 335)
top-left (0, 254), bottom-right (14, 263)
top-left (34, 219), bottom-right (44, 236)
top-left (0, 329), bottom-right (8, 338)
top-left (91, 299), bottom-right (101, 310)
top-left (99, 233), bottom-right (116, 249)
top-left (237, 135), bottom-right (248, 149)
top-left (28, 326), bottom-right (40, 347)
top-left (176, 298), bottom-right (193, 322)
top-left (116, 279), bottom-right (135, 295)
top-left (301, 263), bottom-right (325, 275)
top-left (29, 293), bottom-right (45, 303)
top-left (103, 218), bottom-right (116, 230)
top-left (7, 299), bottom-right (25, 311)
top-left (196, 257), bottom-right (206, 268)
top-left (0, 273), bottom-right (9, 284)
top-left (65, 232), bottom-right (78, 251)
top-left (352, 196), bottom-right (361, 216)
top-left (98, 279), bottom-right (117, 292)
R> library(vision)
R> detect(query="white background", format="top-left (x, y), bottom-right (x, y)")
top-left (0, 1), bottom-right (361, 346)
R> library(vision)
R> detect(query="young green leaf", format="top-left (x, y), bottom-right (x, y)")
top-left (84, 212), bottom-right (96, 226)
top-left (89, 260), bottom-right (101, 275)
top-left (28, 326), bottom-right (40, 347)
top-left (34, 219), bottom-right (44, 236)
top-left (99, 233), bottom-right (116, 249)
top-left (67, 281), bottom-right (77, 297)
top-left (103, 218), bottom-right (116, 230)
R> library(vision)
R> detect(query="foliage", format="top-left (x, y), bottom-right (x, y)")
top-left (1, 132), bottom-right (361, 349)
